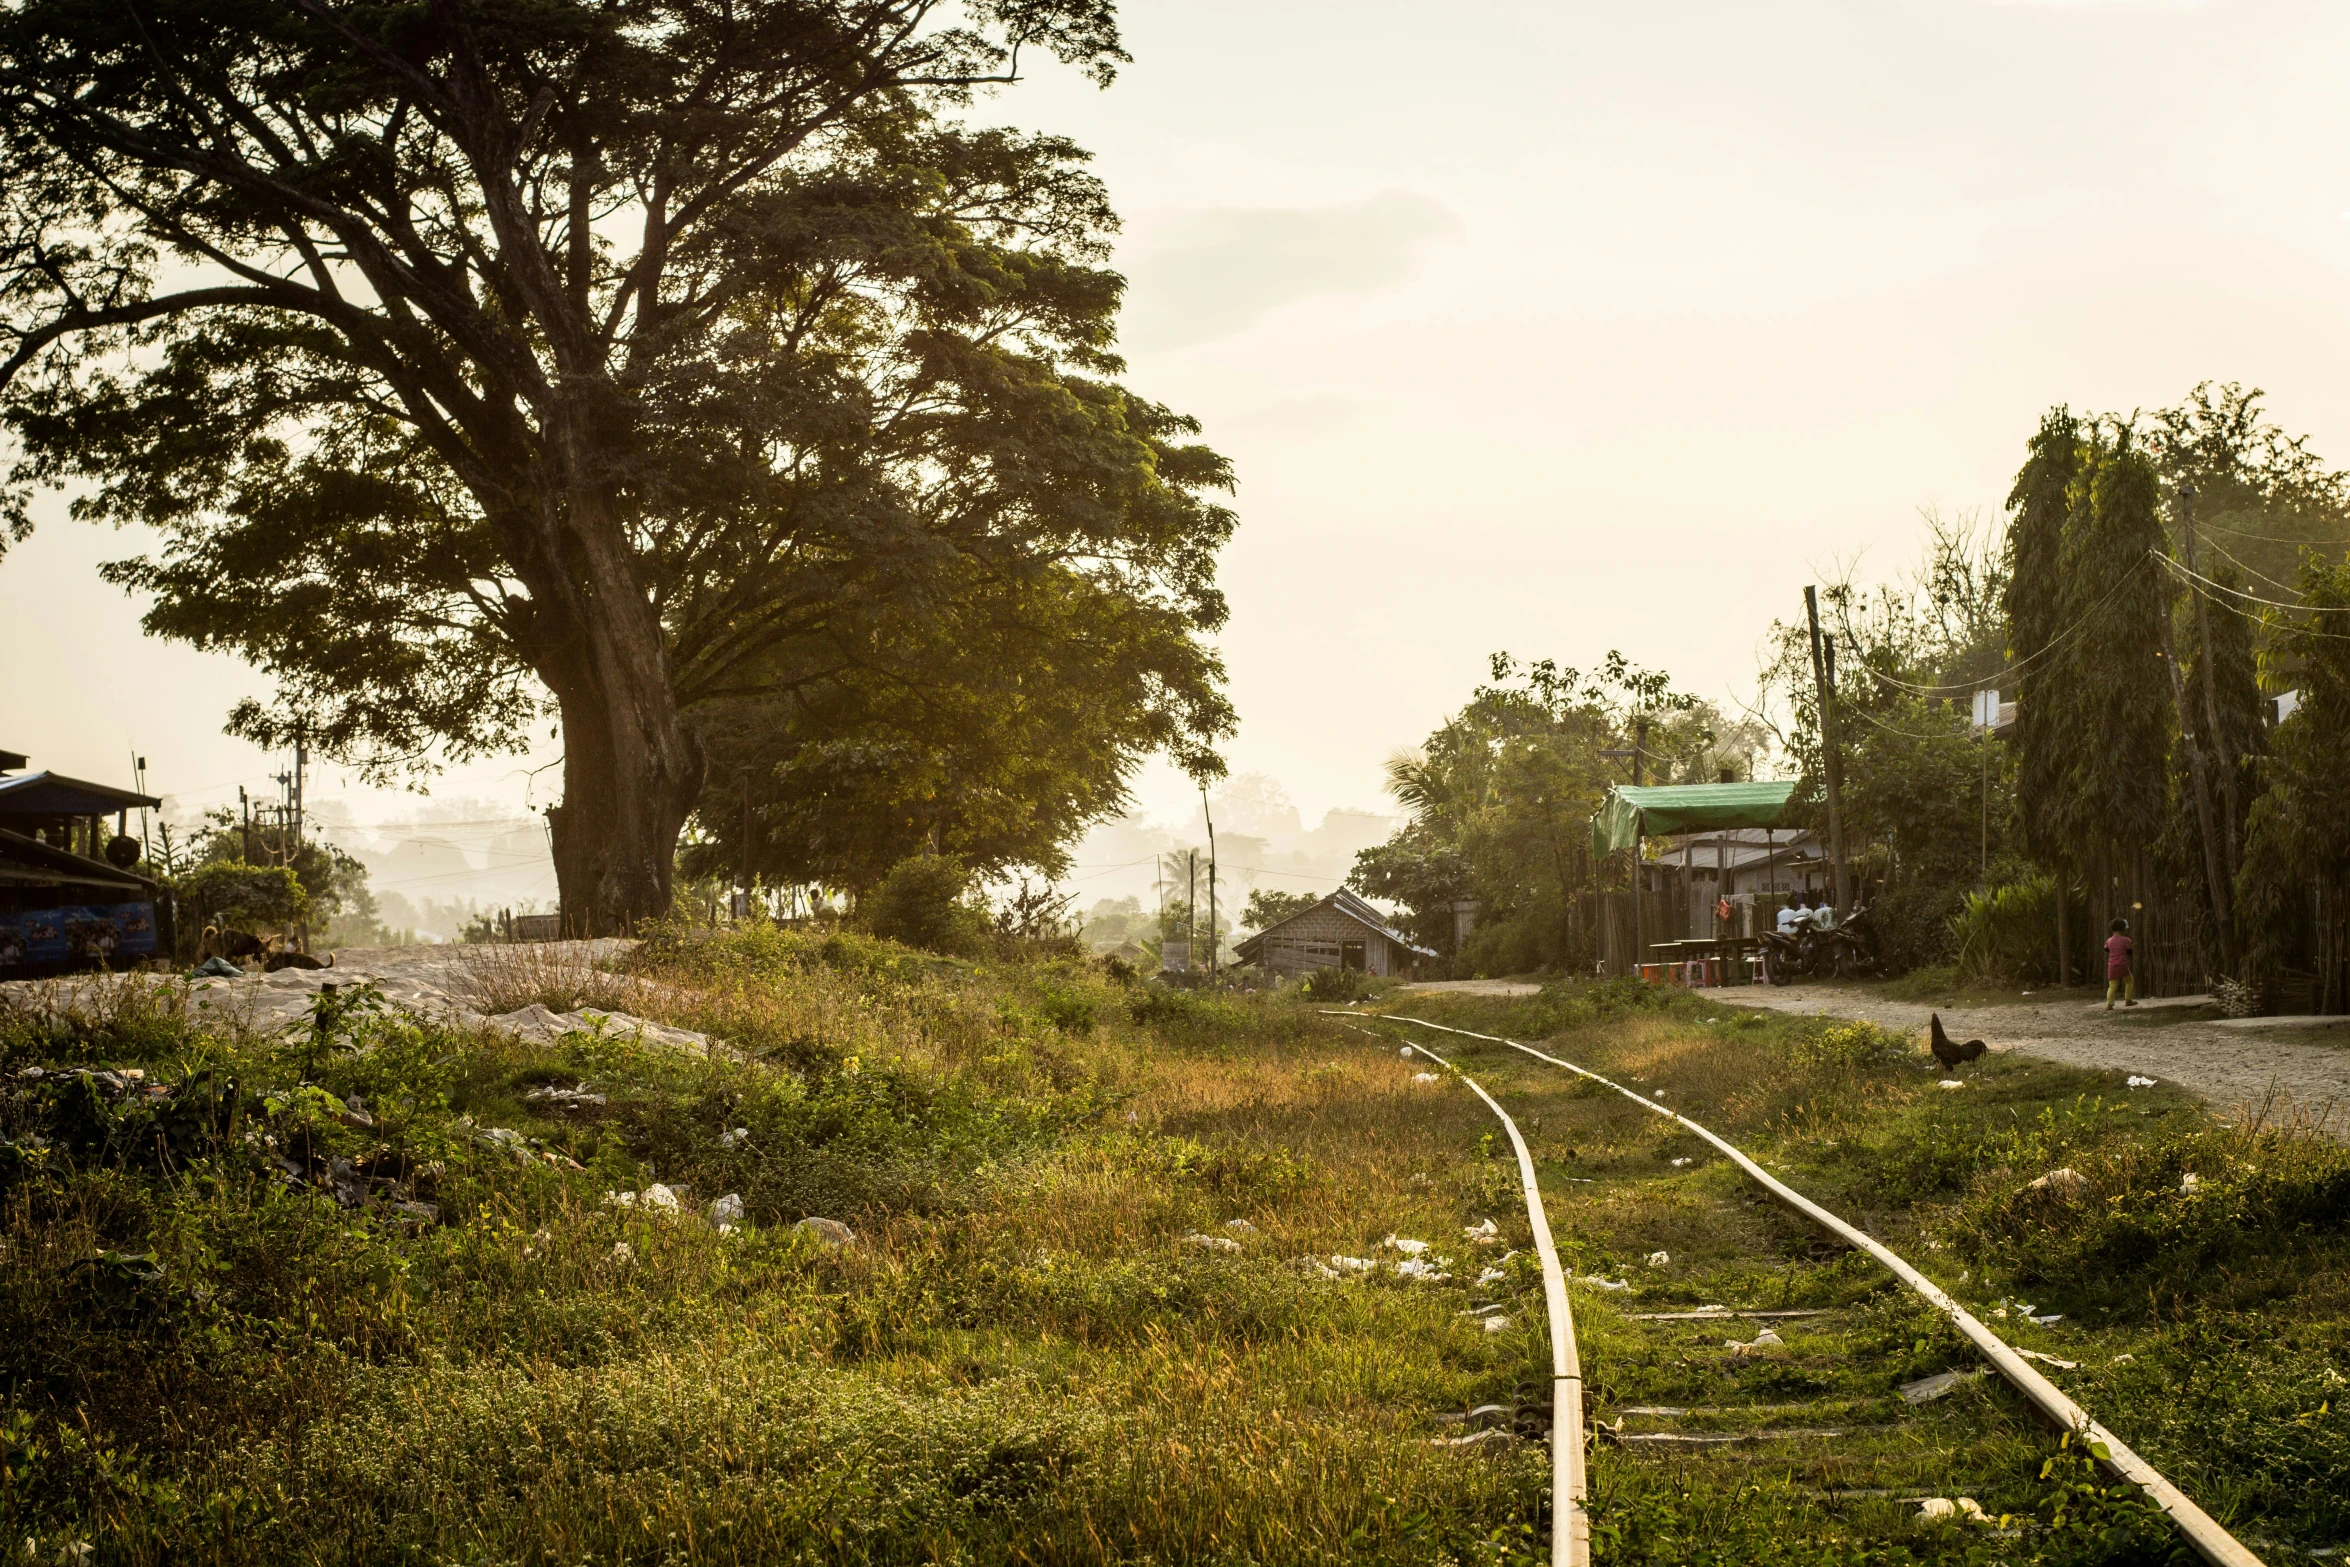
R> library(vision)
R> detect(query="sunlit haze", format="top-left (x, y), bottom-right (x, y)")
top-left (10, 0), bottom-right (2350, 916)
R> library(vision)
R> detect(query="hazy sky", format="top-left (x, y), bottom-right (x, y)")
top-left (9, 0), bottom-right (2350, 900)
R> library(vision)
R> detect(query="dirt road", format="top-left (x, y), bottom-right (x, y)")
top-left (1734, 983), bottom-right (2350, 1129)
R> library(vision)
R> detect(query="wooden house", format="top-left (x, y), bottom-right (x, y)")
top-left (1232, 889), bottom-right (1436, 978)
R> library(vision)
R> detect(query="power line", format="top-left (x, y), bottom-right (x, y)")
top-left (2193, 530), bottom-right (2307, 598)
top-left (2157, 551), bottom-right (2350, 615)
top-left (1837, 701), bottom-right (1985, 744)
top-left (1842, 551), bottom-right (2158, 698)
top-left (2154, 553), bottom-right (2350, 642)
top-left (2202, 521), bottom-right (2350, 548)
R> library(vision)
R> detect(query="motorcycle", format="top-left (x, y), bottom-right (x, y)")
top-left (1758, 923), bottom-right (1821, 985)
top-left (1820, 903), bottom-right (1882, 978)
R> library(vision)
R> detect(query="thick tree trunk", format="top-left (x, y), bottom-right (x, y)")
top-left (544, 675), bottom-right (701, 935)
top-left (516, 458), bottom-right (705, 936)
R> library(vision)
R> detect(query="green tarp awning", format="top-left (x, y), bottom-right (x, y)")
top-left (1591, 780), bottom-right (1799, 859)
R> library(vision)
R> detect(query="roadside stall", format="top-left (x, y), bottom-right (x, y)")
top-left (1591, 780), bottom-right (1799, 985)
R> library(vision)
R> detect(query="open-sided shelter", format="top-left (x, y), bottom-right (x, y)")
top-left (1590, 780), bottom-right (1800, 861)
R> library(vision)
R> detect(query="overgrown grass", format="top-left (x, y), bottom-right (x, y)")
top-left (3, 944), bottom-right (2344, 1563)
top-left (1369, 978), bottom-right (2350, 1560)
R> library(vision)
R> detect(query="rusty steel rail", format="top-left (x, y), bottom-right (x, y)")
top-left (1383, 1012), bottom-right (2265, 1567)
top-left (1331, 1017), bottom-right (1589, 1567)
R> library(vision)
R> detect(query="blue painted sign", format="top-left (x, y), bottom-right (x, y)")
top-left (0, 901), bottom-right (157, 968)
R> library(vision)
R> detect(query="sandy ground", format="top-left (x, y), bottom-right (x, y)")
top-left (1731, 982), bottom-right (2350, 1129)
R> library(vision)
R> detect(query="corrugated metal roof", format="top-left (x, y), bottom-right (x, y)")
top-left (0, 771), bottom-right (163, 816)
top-left (0, 828), bottom-right (153, 891)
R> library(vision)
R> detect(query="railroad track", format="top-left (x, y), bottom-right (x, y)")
top-left (1326, 1009), bottom-right (2266, 1567)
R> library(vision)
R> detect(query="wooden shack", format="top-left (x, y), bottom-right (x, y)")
top-left (0, 750), bottom-right (167, 973)
top-left (1232, 889), bottom-right (1436, 978)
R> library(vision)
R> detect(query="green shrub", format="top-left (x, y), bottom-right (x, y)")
top-left (1032, 983), bottom-right (1098, 1034)
top-left (1454, 914), bottom-right (1549, 979)
top-left (1952, 875), bottom-right (2088, 985)
top-left (1869, 881), bottom-right (1967, 974)
top-left (1783, 1018), bottom-right (1909, 1070)
top-left (858, 854), bottom-right (991, 956)
top-left (1125, 983), bottom-right (1250, 1044)
top-left (172, 860), bottom-right (308, 931)
top-left (1947, 1116), bottom-right (2350, 1302)
top-left (1298, 966), bottom-right (1364, 1002)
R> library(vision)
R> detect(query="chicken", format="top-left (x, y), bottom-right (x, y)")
top-left (1930, 1013), bottom-right (1986, 1072)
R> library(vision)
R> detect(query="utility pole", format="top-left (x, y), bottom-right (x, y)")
top-left (1201, 787), bottom-right (1218, 976)
top-left (132, 752), bottom-right (150, 862)
top-left (1629, 715), bottom-right (1650, 973)
top-left (240, 786), bottom-right (254, 863)
top-left (269, 768), bottom-right (292, 864)
top-left (1187, 849), bottom-right (1198, 973)
top-left (1975, 691), bottom-right (1992, 885)
top-left (1803, 586), bottom-right (1851, 911)
top-left (292, 734), bottom-right (306, 857)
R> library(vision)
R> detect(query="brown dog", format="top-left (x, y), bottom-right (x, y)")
top-left (199, 925), bottom-right (333, 971)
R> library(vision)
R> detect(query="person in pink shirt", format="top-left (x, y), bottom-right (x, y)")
top-left (2104, 918), bottom-right (2136, 1009)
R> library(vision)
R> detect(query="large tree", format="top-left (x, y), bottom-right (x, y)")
top-left (683, 544), bottom-right (1227, 892)
top-left (0, 0), bottom-right (1233, 930)
top-left (2236, 552), bottom-right (2350, 1010)
top-left (2056, 426), bottom-right (2175, 930)
top-left (2003, 408), bottom-right (2081, 887)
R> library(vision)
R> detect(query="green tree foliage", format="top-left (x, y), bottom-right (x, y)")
top-left (2186, 562), bottom-right (2269, 838)
top-left (2005, 410), bottom-right (2082, 876)
top-left (2056, 427), bottom-right (2175, 916)
top-left (2236, 555), bottom-right (2350, 1006)
top-left (174, 862), bottom-right (307, 933)
top-left (1756, 513), bottom-right (2017, 967)
top-left (1240, 889), bottom-right (1317, 931)
top-left (1995, 414), bottom-right (2176, 954)
top-left (185, 812), bottom-right (378, 942)
top-left (2162, 559), bottom-right (2268, 943)
top-left (684, 561), bottom-right (1228, 892)
top-left (2149, 382), bottom-right (2350, 591)
top-left (1762, 511), bottom-right (2011, 856)
top-left (1837, 700), bottom-right (2014, 969)
top-left (0, 0), bottom-right (1230, 933)
top-left (856, 854), bottom-right (990, 958)
top-left (1351, 653), bottom-right (1733, 972)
